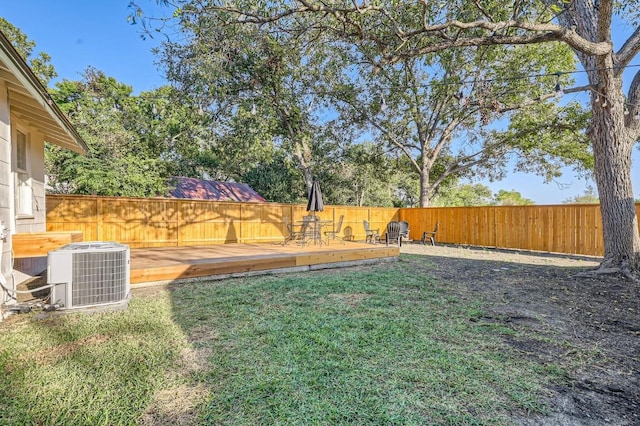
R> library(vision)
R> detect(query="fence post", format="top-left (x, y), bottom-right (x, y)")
top-left (177, 199), bottom-right (183, 247)
top-left (96, 197), bottom-right (103, 241)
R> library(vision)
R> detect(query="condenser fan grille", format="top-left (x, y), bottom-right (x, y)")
top-left (71, 249), bottom-right (129, 307)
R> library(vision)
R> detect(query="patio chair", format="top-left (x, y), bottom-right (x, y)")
top-left (421, 222), bottom-right (439, 245)
top-left (283, 216), bottom-right (311, 246)
top-left (363, 220), bottom-right (380, 244)
top-left (399, 220), bottom-right (410, 242)
top-left (324, 215), bottom-right (345, 244)
top-left (385, 221), bottom-right (404, 246)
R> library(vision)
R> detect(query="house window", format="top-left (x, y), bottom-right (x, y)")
top-left (14, 131), bottom-right (33, 217)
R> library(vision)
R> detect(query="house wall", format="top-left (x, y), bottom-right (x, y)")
top-left (13, 126), bottom-right (46, 231)
top-left (0, 81), bottom-right (12, 315)
top-left (0, 82), bottom-right (50, 312)
top-left (11, 123), bottom-right (47, 284)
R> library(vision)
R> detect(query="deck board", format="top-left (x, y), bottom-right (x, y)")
top-left (13, 231), bottom-right (83, 258)
top-left (130, 242), bottom-right (399, 284)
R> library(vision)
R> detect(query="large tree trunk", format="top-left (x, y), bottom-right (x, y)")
top-left (590, 70), bottom-right (640, 273)
top-left (291, 137), bottom-right (313, 193)
top-left (557, 0), bottom-right (640, 276)
top-left (419, 169), bottom-right (430, 207)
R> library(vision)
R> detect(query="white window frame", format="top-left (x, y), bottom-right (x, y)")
top-left (14, 130), bottom-right (33, 218)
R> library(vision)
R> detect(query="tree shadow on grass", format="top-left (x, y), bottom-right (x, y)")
top-left (399, 247), bottom-right (639, 426)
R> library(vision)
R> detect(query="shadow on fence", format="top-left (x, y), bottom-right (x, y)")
top-left (47, 195), bottom-right (609, 256)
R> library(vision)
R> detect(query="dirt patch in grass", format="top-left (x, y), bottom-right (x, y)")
top-left (141, 383), bottom-right (209, 426)
top-left (19, 334), bottom-right (112, 366)
top-left (401, 243), bottom-right (639, 426)
top-left (188, 325), bottom-right (221, 345)
top-left (141, 346), bottom-right (212, 425)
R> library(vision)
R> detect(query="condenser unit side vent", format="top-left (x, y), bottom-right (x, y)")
top-left (48, 242), bottom-right (130, 310)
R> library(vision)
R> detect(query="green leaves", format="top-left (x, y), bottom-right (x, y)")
top-left (46, 69), bottom-right (175, 196)
top-left (502, 101), bottom-right (593, 182)
top-left (549, 4), bottom-right (563, 14)
top-left (0, 17), bottom-right (57, 85)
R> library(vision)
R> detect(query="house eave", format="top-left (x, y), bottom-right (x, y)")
top-left (0, 31), bottom-right (87, 154)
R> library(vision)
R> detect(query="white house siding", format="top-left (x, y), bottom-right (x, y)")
top-left (0, 80), bottom-right (12, 312)
top-left (0, 32), bottom-right (87, 321)
top-left (12, 125), bottom-right (47, 284)
top-left (14, 127), bottom-right (46, 232)
top-left (0, 87), bottom-right (49, 312)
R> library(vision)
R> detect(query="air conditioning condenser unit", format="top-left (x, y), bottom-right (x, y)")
top-left (48, 242), bottom-right (130, 310)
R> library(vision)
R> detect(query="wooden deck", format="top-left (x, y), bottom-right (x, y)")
top-left (130, 241), bottom-right (399, 285)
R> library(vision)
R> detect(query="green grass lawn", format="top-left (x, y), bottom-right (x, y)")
top-left (0, 255), bottom-right (562, 425)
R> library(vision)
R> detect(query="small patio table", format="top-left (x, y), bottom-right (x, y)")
top-left (297, 219), bottom-right (333, 246)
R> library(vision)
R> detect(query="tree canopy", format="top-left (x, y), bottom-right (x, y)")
top-left (47, 69), bottom-right (170, 196)
top-left (157, 0), bottom-right (640, 275)
top-left (134, 0), bottom-right (594, 208)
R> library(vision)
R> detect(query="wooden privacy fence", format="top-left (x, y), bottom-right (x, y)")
top-left (46, 195), bottom-right (399, 249)
top-left (47, 195), bottom-right (614, 256)
top-left (400, 204), bottom-right (606, 257)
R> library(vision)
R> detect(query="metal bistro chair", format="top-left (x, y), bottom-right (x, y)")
top-left (302, 215), bottom-right (321, 244)
top-left (421, 222), bottom-right (439, 246)
top-left (283, 216), bottom-right (311, 246)
top-left (363, 220), bottom-right (380, 244)
top-left (324, 215), bottom-right (345, 244)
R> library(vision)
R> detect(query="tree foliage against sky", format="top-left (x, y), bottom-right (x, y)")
top-left (563, 185), bottom-right (600, 204)
top-left (432, 184), bottom-right (534, 206)
top-left (47, 69), bottom-right (170, 196)
top-left (168, 0), bottom-right (640, 275)
top-left (0, 17), bottom-right (56, 85)
top-left (0, 4), bottom-right (620, 217)
top-left (158, 12), bottom-right (324, 193)
top-left (138, 0), bottom-right (593, 210)
top-left (326, 40), bottom-right (592, 206)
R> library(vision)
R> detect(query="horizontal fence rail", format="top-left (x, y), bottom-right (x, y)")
top-left (46, 195), bottom-right (613, 256)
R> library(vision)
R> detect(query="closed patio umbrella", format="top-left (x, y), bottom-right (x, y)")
top-left (306, 177), bottom-right (324, 218)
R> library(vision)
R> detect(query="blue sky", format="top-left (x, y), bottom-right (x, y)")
top-left (2, 2), bottom-right (638, 204)
top-left (2, 1), bottom-right (167, 93)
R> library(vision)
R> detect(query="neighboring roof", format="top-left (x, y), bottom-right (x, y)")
top-left (0, 30), bottom-right (87, 153)
top-left (169, 177), bottom-right (266, 203)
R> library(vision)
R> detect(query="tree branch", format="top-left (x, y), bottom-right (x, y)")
top-left (492, 84), bottom-right (592, 114)
top-left (627, 70), bottom-right (640, 138)
top-left (212, 3), bottom-right (612, 59)
top-left (615, 27), bottom-right (640, 74)
top-left (431, 118), bottom-right (462, 162)
top-left (472, 0), bottom-right (496, 22)
top-left (430, 143), bottom-right (506, 190)
top-left (597, 0), bottom-right (613, 43)
top-left (385, 28), bottom-right (609, 65)
top-left (374, 123), bottom-right (422, 172)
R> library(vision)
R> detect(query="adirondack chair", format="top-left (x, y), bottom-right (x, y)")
top-left (421, 222), bottom-right (439, 245)
top-left (385, 221), bottom-right (403, 246)
top-left (363, 220), bottom-right (380, 244)
top-left (399, 220), bottom-right (410, 242)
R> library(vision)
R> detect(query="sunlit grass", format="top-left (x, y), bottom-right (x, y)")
top-left (0, 256), bottom-right (564, 425)
top-left (0, 293), bottom-right (190, 425)
top-left (172, 259), bottom-right (559, 425)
